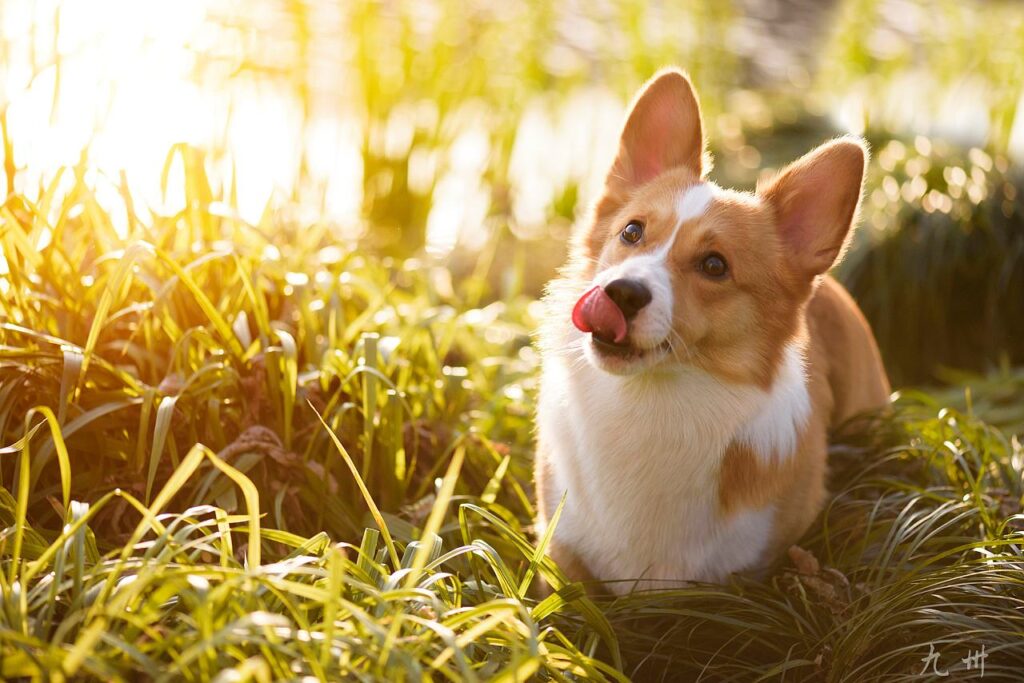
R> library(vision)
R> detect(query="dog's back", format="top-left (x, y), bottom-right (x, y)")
top-left (807, 276), bottom-right (890, 426)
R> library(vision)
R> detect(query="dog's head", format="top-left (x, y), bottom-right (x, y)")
top-left (567, 68), bottom-right (866, 384)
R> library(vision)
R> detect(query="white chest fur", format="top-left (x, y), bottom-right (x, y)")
top-left (537, 345), bottom-right (809, 593)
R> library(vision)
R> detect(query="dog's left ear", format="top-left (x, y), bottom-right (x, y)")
top-left (759, 137), bottom-right (866, 278)
top-left (606, 68), bottom-right (705, 194)
top-left (584, 69), bottom-right (704, 256)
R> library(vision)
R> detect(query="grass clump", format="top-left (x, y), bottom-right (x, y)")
top-left (2, 154), bottom-right (1024, 680)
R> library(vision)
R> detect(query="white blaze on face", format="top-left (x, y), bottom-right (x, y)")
top-left (591, 182), bottom-right (717, 350)
top-left (672, 182), bottom-right (715, 241)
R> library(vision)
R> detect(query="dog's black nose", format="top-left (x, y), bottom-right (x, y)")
top-left (604, 279), bottom-right (652, 321)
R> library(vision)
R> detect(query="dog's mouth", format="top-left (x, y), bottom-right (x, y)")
top-left (590, 334), bottom-right (671, 359)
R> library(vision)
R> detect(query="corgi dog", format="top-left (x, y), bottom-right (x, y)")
top-left (534, 68), bottom-right (890, 593)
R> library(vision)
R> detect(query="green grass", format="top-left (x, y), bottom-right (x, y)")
top-left (1, 152), bottom-right (1023, 681)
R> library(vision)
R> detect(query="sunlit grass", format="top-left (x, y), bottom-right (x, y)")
top-left (0, 151), bottom-right (620, 680)
top-left (2, 150), bottom-right (1023, 680)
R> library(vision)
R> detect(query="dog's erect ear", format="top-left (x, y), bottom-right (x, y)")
top-left (759, 137), bottom-right (866, 278)
top-left (606, 69), bottom-right (704, 193)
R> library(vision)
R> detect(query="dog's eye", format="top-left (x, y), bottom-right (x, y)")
top-left (700, 253), bottom-right (728, 278)
top-left (620, 221), bottom-right (644, 245)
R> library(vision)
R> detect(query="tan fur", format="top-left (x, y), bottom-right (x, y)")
top-left (807, 277), bottom-right (892, 424)
top-left (534, 67), bottom-right (890, 587)
top-left (717, 276), bottom-right (890, 556)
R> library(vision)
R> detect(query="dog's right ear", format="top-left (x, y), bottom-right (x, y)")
top-left (603, 69), bottom-right (705, 201)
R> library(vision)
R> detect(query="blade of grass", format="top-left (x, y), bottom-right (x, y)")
top-left (402, 445), bottom-right (464, 589)
top-left (309, 400), bottom-right (401, 570)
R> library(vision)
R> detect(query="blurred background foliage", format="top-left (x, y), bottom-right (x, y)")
top-left (1, 0), bottom-right (1022, 384)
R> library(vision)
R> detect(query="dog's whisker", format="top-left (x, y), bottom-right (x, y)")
top-left (667, 327), bottom-right (694, 361)
top-left (665, 338), bottom-right (686, 367)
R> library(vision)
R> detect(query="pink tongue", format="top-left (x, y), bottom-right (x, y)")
top-left (572, 286), bottom-right (628, 343)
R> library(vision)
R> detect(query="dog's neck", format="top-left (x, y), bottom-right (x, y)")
top-left (564, 340), bottom-right (811, 464)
